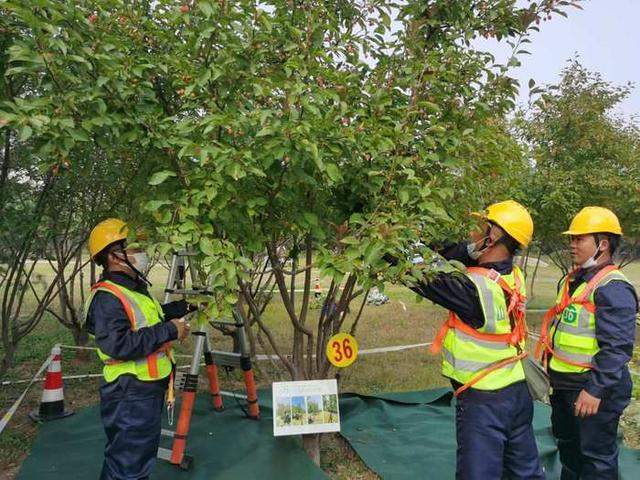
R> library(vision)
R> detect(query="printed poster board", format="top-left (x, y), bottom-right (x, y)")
top-left (272, 379), bottom-right (340, 436)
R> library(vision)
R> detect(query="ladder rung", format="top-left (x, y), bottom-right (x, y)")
top-left (220, 390), bottom-right (247, 400)
top-left (165, 288), bottom-right (213, 296)
top-left (210, 350), bottom-right (242, 368)
top-left (157, 447), bottom-right (172, 461)
top-left (175, 371), bottom-right (199, 391)
top-left (209, 320), bottom-right (239, 327)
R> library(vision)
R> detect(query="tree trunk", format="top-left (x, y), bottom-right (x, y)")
top-left (90, 261), bottom-right (96, 285)
top-left (302, 433), bottom-right (321, 466)
top-left (529, 253), bottom-right (542, 301)
top-left (0, 343), bottom-right (16, 379)
top-left (0, 129), bottom-right (11, 208)
top-left (72, 326), bottom-right (90, 361)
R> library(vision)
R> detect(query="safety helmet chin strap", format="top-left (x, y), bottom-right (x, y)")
top-left (478, 222), bottom-right (504, 253)
top-left (472, 223), bottom-right (518, 263)
top-left (475, 223), bottom-right (494, 250)
top-left (111, 245), bottom-right (153, 287)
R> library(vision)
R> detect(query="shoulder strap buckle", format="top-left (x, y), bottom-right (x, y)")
top-left (486, 268), bottom-right (501, 283)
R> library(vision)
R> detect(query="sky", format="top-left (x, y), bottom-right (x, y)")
top-left (483, 0), bottom-right (640, 118)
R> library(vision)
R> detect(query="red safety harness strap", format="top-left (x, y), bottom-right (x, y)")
top-left (92, 281), bottom-right (172, 378)
top-left (429, 267), bottom-right (528, 396)
top-left (535, 264), bottom-right (617, 370)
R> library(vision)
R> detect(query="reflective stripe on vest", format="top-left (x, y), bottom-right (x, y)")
top-left (86, 280), bottom-right (173, 383)
top-left (547, 267), bottom-right (629, 373)
top-left (436, 266), bottom-right (527, 392)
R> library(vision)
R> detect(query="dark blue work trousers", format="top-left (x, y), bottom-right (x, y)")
top-left (550, 380), bottom-right (632, 480)
top-left (99, 375), bottom-right (167, 480)
top-left (455, 381), bottom-right (544, 480)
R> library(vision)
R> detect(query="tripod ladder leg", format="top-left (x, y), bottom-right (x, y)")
top-left (203, 333), bottom-right (224, 410)
top-left (170, 330), bottom-right (204, 466)
top-left (234, 311), bottom-right (259, 420)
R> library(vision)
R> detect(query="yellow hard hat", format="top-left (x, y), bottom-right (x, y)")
top-left (88, 218), bottom-right (128, 259)
top-left (472, 200), bottom-right (534, 247)
top-left (563, 206), bottom-right (622, 236)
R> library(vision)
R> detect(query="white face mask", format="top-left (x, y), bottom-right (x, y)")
top-left (130, 252), bottom-right (150, 275)
top-left (467, 236), bottom-right (489, 260)
top-left (580, 242), bottom-right (602, 269)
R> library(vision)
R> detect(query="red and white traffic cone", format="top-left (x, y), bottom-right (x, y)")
top-left (29, 345), bottom-right (74, 422)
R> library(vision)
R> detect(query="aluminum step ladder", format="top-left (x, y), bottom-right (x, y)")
top-left (157, 251), bottom-right (259, 470)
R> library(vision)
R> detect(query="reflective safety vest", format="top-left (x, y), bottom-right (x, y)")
top-left (87, 280), bottom-right (174, 383)
top-left (431, 266), bottom-right (528, 396)
top-left (536, 265), bottom-right (630, 373)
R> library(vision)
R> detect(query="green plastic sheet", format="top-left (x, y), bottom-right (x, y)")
top-left (18, 391), bottom-right (327, 480)
top-left (18, 388), bottom-right (640, 479)
top-left (340, 388), bottom-right (640, 479)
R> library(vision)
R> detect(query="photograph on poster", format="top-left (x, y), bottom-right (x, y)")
top-left (273, 379), bottom-right (340, 436)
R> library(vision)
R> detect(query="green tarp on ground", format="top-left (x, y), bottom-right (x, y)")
top-left (18, 391), bottom-right (327, 480)
top-left (18, 388), bottom-right (640, 479)
top-left (339, 388), bottom-right (640, 479)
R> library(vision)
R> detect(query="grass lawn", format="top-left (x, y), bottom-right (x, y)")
top-left (1, 259), bottom-right (639, 479)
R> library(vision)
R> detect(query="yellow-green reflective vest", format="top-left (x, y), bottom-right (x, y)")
top-left (86, 280), bottom-right (173, 383)
top-left (549, 268), bottom-right (630, 373)
top-left (441, 266), bottom-right (526, 390)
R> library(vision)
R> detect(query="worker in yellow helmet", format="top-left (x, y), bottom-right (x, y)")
top-left (386, 200), bottom-right (543, 479)
top-left (537, 207), bottom-right (638, 479)
top-left (86, 219), bottom-right (191, 480)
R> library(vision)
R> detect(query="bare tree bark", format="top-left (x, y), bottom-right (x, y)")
top-left (0, 129), bottom-right (10, 203)
top-left (528, 251), bottom-right (542, 301)
top-left (238, 279), bottom-right (296, 378)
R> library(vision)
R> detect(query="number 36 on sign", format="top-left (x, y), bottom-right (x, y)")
top-left (326, 333), bottom-right (358, 368)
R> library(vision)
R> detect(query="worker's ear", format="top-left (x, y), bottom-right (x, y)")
top-left (596, 237), bottom-right (610, 253)
top-left (485, 224), bottom-right (501, 247)
top-left (108, 249), bottom-right (127, 268)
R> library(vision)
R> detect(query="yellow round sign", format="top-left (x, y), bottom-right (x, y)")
top-left (326, 333), bottom-right (358, 368)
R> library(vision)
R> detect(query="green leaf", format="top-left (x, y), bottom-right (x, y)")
top-left (68, 129), bottom-right (89, 142)
top-left (340, 236), bottom-right (360, 245)
top-left (426, 125), bottom-right (446, 134)
top-left (200, 237), bottom-right (216, 256)
top-left (148, 170), bottom-right (177, 185)
top-left (364, 242), bottom-right (384, 265)
top-left (303, 212), bottom-right (318, 226)
top-left (144, 200), bottom-right (171, 211)
top-left (227, 162), bottom-right (245, 180)
top-left (421, 101), bottom-right (440, 113)
top-left (325, 163), bottom-right (342, 182)
top-left (309, 142), bottom-right (319, 162)
top-left (199, 1), bottom-right (215, 17)
top-left (256, 126), bottom-right (274, 137)
top-left (19, 125), bottom-right (32, 141)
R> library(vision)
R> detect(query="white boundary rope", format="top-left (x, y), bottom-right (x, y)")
top-left (6, 332), bottom-right (590, 386)
top-left (0, 346), bottom-right (56, 435)
top-left (1, 341), bottom-right (436, 387)
top-left (2, 337), bottom-right (638, 435)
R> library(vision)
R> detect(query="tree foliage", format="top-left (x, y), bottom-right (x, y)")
top-left (1, 0), bottom-right (582, 368)
top-left (517, 59), bottom-right (640, 272)
top-left (0, 3), bottom-right (151, 373)
top-left (1, 0), bottom-right (583, 461)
